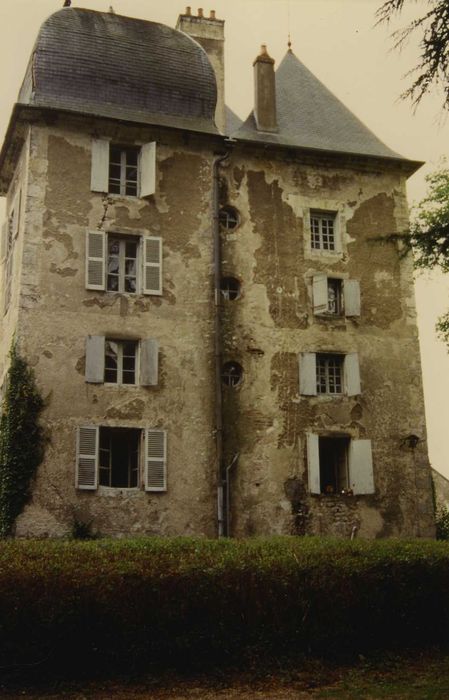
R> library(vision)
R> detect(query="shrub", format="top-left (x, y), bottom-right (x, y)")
top-left (0, 346), bottom-right (45, 537)
top-left (0, 537), bottom-right (449, 680)
top-left (435, 506), bottom-right (449, 540)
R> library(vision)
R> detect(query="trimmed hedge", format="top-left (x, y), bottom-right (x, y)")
top-left (1, 537), bottom-right (449, 676)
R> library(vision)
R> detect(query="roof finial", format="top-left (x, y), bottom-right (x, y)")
top-left (288, 33), bottom-right (292, 52)
top-left (109, 5), bottom-right (115, 12)
top-left (63, 0), bottom-right (71, 6)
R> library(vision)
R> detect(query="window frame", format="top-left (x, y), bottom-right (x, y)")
top-left (316, 353), bottom-right (344, 395)
top-left (91, 138), bottom-right (156, 198)
top-left (307, 432), bottom-right (374, 495)
top-left (85, 335), bottom-right (159, 387)
top-left (108, 145), bottom-right (140, 197)
top-left (106, 235), bottom-right (139, 294)
top-left (299, 351), bottom-right (361, 397)
top-left (76, 426), bottom-right (167, 492)
top-left (310, 210), bottom-right (337, 252)
top-left (104, 339), bottom-right (139, 386)
top-left (85, 230), bottom-right (163, 296)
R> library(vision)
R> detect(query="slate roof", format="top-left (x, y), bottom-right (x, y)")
top-left (17, 7), bottom-right (218, 134)
top-left (225, 105), bottom-right (243, 136)
top-left (234, 50), bottom-right (405, 161)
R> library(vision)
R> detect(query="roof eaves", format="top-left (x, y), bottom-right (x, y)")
top-left (231, 132), bottom-right (424, 177)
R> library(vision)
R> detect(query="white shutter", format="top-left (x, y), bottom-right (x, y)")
top-left (349, 439), bottom-right (374, 494)
top-left (139, 142), bottom-right (156, 198)
top-left (306, 432), bottom-right (321, 494)
top-left (345, 352), bottom-right (361, 396)
top-left (312, 274), bottom-right (328, 314)
top-left (299, 352), bottom-right (317, 395)
top-left (344, 279), bottom-right (361, 317)
top-left (143, 236), bottom-right (162, 295)
top-left (91, 138), bottom-right (110, 193)
top-left (145, 429), bottom-right (167, 492)
top-left (85, 336), bottom-right (105, 383)
top-left (76, 426), bottom-right (98, 490)
top-left (86, 230), bottom-right (106, 290)
top-left (140, 338), bottom-right (159, 386)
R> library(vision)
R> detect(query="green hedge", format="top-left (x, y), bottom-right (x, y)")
top-left (1, 537), bottom-right (449, 677)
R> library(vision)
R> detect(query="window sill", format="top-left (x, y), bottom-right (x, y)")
top-left (97, 486), bottom-right (142, 497)
top-left (104, 193), bottom-right (142, 204)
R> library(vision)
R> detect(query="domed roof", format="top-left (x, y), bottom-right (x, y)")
top-left (18, 7), bottom-right (218, 134)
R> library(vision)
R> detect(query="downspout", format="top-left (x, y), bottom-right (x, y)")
top-left (225, 452), bottom-right (239, 537)
top-left (213, 150), bottom-right (230, 537)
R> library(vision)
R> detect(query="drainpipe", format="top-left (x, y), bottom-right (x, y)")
top-left (213, 150), bottom-right (230, 537)
top-left (225, 452), bottom-right (239, 537)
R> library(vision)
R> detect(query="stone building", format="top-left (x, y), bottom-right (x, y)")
top-left (0, 6), bottom-right (435, 538)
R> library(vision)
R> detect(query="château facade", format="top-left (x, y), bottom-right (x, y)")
top-left (0, 6), bottom-right (435, 538)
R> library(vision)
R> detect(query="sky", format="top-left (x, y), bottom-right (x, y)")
top-left (0, 0), bottom-right (448, 476)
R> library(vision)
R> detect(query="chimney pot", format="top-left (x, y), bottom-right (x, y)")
top-left (198, 7), bottom-right (203, 17)
top-left (210, 9), bottom-right (216, 19)
top-left (185, 6), bottom-right (191, 15)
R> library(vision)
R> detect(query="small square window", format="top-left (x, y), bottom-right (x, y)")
top-left (108, 146), bottom-right (139, 197)
top-left (310, 212), bottom-right (336, 252)
top-left (105, 340), bottom-right (138, 385)
top-left (99, 427), bottom-right (140, 488)
top-left (316, 354), bottom-right (343, 394)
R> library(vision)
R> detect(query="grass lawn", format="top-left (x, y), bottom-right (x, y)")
top-left (2, 651), bottom-right (449, 699)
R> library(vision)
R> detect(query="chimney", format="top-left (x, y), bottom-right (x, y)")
top-left (253, 45), bottom-right (277, 132)
top-left (176, 9), bottom-right (226, 134)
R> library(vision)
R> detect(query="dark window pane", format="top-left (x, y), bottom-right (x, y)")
top-left (126, 150), bottom-right (138, 166)
top-left (122, 371), bottom-right (135, 385)
top-left (125, 278), bottom-right (136, 293)
top-left (107, 276), bottom-right (119, 291)
top-left (125, 183), bottom-right (138, 196)
top-left (125, 241), bottom-right (137, 258)
top-left (105, 369), bottom-right (118, 383)
top-left (110, 147), bottom-right (121, 163)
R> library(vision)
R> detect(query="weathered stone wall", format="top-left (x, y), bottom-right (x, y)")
top-left (0, 132), bottom-right (30, 387)
top-left (221, 147), bottom-right (434, 539)
top-left (432, 468), bottom-right (449, 509)
top-left (13, 119), bottom-right (218, 537)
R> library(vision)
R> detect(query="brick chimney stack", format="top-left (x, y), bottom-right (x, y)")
top-left (253, 45), bottom-right (278, 133)
top-left (176, 8), bottom-right (226, 134)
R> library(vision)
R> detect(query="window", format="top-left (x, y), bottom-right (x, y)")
top-left (307, 433), bottom-right (374, 495)
top-left (76, 426), bottom-right (167, 491)
top-left (107, 236), bottom-right (138, 293)
top-left (91, 138), bottom-right (156, 198)
top-left (86, 231), bottom-right (162, 295)
top-left (105, 340), bottom-right (138, 385)
top-left (312, 275), bottom-right (360, 317)
top-left (219, 206), bottom-right (240, 231)
top-left (299, 352), bottom-right (361, 396)
top-left (99, 427), bottom-right (140, 487)
top-left (86, 336), bottom-right (158, 386)
top-left (220, 277), bottom-right (241, 301)
top-left (108, 146), bottom-right (139, 196)
top-left (222, 361), bottom-right (243, 387)
top-left (310, 211), bottom-right (337, 252)
top-left (316, 354), bottom-right (343, 394)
